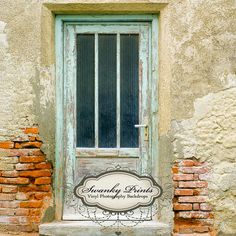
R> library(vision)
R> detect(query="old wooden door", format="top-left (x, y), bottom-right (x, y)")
top-left (57, 16), bottom-right (158, 220)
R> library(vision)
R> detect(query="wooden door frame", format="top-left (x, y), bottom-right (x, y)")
top-left (55, 14), bottom-right (159, 220)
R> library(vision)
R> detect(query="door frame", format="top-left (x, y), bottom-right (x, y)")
top-left (55, 14), bottom-right (159, 220)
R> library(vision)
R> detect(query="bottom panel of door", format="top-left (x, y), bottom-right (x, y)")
top-left (63, 157), bottom-right (140, 220)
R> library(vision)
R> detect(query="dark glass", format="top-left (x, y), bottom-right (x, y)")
top-left (98, 34), bottom-right (117, 147)
top-left (76, 34), bottom-right (95, 147)
top-left (120, 34), bottom-right (139, 147)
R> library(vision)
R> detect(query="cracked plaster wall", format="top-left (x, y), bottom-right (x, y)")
top-left (166, 1), bottom-right (236, 234)
top-left (0, 0), bottom-right (235, 234)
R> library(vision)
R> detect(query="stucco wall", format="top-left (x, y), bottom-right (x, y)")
top-left (0, 0), bottom-right (235, 235)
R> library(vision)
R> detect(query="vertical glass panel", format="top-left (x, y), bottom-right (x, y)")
top-left (98, 34), bottom-right (117, 147)
top-left (76, 34), bottom-right (95, 147)
top-left (120, 34), bottom-right (139, 147)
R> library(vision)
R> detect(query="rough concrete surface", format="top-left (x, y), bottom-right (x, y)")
top-left (0, 0), bottom-right (235, 235)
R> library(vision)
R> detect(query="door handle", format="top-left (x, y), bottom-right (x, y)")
top-left (134, 124), bottom-right (149, 141)
top-left (134, 124), bottom-right (147, 128)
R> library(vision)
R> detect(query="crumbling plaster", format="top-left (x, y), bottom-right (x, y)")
top-left (0, 0), bottom-right (235, 234)
top-left (171, 85), bottom-right (236, 234)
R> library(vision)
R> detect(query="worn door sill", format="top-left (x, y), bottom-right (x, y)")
top-left (39, 220), bottom-right (171, 236)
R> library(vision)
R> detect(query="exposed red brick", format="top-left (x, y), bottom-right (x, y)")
top-left (35, 162), bottom-right (52, 169)
top-left (193, 174), bottom-right (199, 180)
top-left (0, 193), bottom-right (16, 201)
top-left (15, 208), bottom-right (29, 216)
top-left (7, 224), bottom-right (35, 232)
top-left (0, 141), bottom-right (14, 149)
top-left (200, 203), bottom-right (212, 211)
top-left (178, 196), bottom-right (208, 203)
top-left (174, 203), bottom-right (192, 211)
top-left (2, 186), bottom-right (17, 193)
top-left (23, 127), bottom-right (39, 134)
top-left (19, 156), bottom-right (45, 163)
top-left (173, 174), bottom-right (194, 181)
top-left (30, 216), bottom-right (41, 223)
top-left (0, 156), bottom-right (18, 163)
top-left (193, 203), bottom-right (200, 210)
top-left (0, 208), bottom-right (15, 215)
top-left (183, 225), bottom-right (208, 234)
top-left (179, 166), bottom-right (209, 174)
top-left (34, 177), bottom-right (51, 185)
top-left (0, 177), bottom-right (29, 185)
top-left (34, 192), bottom-right (52, 200)
top-left (15, 163), bottom-right (35, 170)
top-left (0, 149), bottom-right (43, 157)
top-left (0, 201), bottom-right (19, 208)
top-left (13, 135), bottom-right (30, 142)
top-left (193, 188), bottom-right (209, 195)
top-left (29, 208), bottom-right (41, 216)
top-left (20, 201), bottom-right (43, 208)
top-left (179, 181), bottom-right (208, 188)
top-left (16, 192), bottom-right (29, 200)
top-left (35, 135), bottom-right (42, 141)
top-left (29, 136), bottom-right (36, 141)
top-left (172, 166), bottom-right (179, 174)
top-left (18, 216), bottom-right (31, 224)
top-left (14, 143), bottom-right (21, 149)
top-left (178, 228), bottom-right (194, 234)
top-left (0, 127), bottom-right (53, 229)
top-left (15, 142), bottom-right (42, 149)
top-left (19, 170), bottom-right (51, 178)
top-left (178, 211), bottom-right (210, 219)
top-left (175, 189), bottom-right (193, 196)
top-left (193, 225), bottom-right (210, 233)
top-left (179, 160), bottom-right (195, 167)
top-left (175, 221), bottom-right (210, 234)
top-left (0, 216), bottom-right (19, 223)
top-left (0, 163), bottom-right (14, 171)
top-left (19, 184), bottom-right (51, 192)
top-left (1, 170), bottom-right (19, 177)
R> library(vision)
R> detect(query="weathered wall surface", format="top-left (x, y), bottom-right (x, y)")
top-left (0, 0), bottom-right (235, 235)
top-left (165, 0), bottom-right (236, 235)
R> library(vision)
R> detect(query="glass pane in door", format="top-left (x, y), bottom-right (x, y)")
top-left (76, 34), bottom-right (95, 147)
top-left (120, 34), bottom-right (139, 147)
top-left (98, 34), bottom-right (117, 148)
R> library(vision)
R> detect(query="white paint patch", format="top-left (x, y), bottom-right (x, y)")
top-left (172, 87), bottom-right (236, 160)
top-left (219, 73), bottom-right (236, 89)
top-left (40, 65), bottom-right (55, 108)
top-left (0, 21), bottom-right (8, 47)
top-left (193, 93), bottom-right (215, 120)
top-left (226, 73), bottom-right (236, 88)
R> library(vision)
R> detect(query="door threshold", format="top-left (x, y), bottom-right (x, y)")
top-left (39, 220), bottom-right (171, 236)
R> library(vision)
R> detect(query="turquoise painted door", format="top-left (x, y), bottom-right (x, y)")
top-left (61, 20), bottom-right (154, 220)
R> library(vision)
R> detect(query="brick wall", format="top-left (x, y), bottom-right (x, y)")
top-left (172, 159), bottom-right (214, 235)
top-left (0, 127), bottom-right (52, 233)
top-left (0, 127), bottom-right (217, 234)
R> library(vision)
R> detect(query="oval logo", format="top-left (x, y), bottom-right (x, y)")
top-left (74, 170), bottom-right (162, 212)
